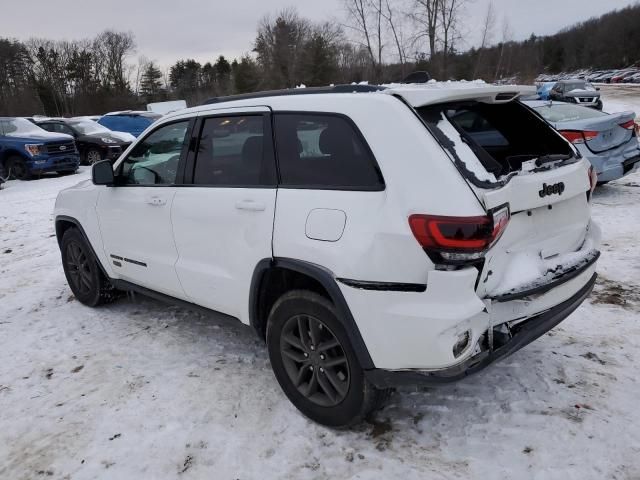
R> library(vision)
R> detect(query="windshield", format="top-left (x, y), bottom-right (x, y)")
top-left (564, 82), bottom-right (596, 92)
top-left (68, 120), bottom-right (110, 135)
top-left (1, 118), bottom-right (47, 136)
top-left (534, 104), bottom-right (607, 123)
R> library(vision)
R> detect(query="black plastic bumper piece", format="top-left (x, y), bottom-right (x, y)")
top-left (623, 155), bottom-right (640, 175)
top-left (365, 273), bottom-right (597, 388)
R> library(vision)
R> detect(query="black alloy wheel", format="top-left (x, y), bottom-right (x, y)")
top-left (266, 290), bottom-right (391, 427)
top-left (60, 228), bottom-right (118, 307)
top-left (65, 240), bottom-right (94, 297)
top-left (279, 313), bottom-right (351, 407)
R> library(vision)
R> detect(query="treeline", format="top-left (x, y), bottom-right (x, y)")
top-left (0, 31), bottom-right (138, 116)
top-left (440, 2), bottom-right (640, 82)
top-left (2, 2), bottom-right (640, 117)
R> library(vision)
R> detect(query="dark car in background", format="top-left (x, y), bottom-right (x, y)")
top-left (35, 118), bottom-right (133, 165)
top-left (549, 80), bottom-right (603, 109)
top-left (0, 117), bottom-right (79, 180)
top-left (97, 111), bottom-right (162, 138)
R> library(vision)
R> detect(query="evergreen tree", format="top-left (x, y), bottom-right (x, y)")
top-left (214, 55), bottom-right (232, 94)
top-left (233, 55), bottom-right (260, 94)
top-left (139, 62), bottom-right (163, 100)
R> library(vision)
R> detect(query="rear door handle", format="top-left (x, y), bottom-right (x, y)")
top-left (146, 196), bottom-right (167, 206)
top-left (235, 200), bottom-right (266, 211)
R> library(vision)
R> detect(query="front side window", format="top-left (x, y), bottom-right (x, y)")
top-left (192, 115), bottom-right (274, 186)
top-left (55, 123), bottom-right (75, 136)
top-left (274, 113), bottom-right (383, 189)
top-left (117, 121), bottom-right (189, 185)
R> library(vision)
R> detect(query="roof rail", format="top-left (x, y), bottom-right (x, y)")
top-left (202, 84), bottom-right (386, 105)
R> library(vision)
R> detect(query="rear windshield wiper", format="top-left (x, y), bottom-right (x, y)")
top-left (535, 153), bottom-right (574, 167)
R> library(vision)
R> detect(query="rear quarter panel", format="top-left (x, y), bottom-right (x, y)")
top-left (271, 94), bottom-right (485, 283)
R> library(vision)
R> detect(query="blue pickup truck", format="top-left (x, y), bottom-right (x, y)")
top-left (0, 117), bottom-right (80, 180)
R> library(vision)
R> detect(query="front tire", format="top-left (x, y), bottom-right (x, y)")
top-left (6, 156), bottom-right (31, 180)
top-left (266, 290), bottom-right (390, 427)
top-left (60, 228), bottom-right (117, 307)
top-left (84, 148), bottom-right (103, 165)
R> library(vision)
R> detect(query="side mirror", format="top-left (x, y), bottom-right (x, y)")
top-left (92, 160), bottom-right (115, 186)
top-left (596, 87), bottom-right (601, 91)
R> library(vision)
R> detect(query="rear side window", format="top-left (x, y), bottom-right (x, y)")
top-left (192, 115), bottom-right (275, 186)
top-left (274, 113), bottom-right (384, 190)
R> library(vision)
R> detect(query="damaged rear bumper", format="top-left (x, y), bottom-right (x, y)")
top-left (365, 273), bottom-right (597, 388)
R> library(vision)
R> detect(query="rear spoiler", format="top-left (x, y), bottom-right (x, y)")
top-left (384, 85), bottom-right (536, 108)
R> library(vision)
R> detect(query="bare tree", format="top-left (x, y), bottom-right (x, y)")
top-left (412, 0), bottom-right (440, 60)
top-left (380, 0), bottom-right (409, 71)
top-left (342, 0), bottom-right (384, 79)
top-left (134, 56), bottom-right (149, 96)
top-left (473, 0), bottom-right (496, 79)
top-left (495, 15), bottom-right (513, 80)
top-left (438, 0), bottom-right (467, 78)
top-left (93, 30), bottom-right (136, 91)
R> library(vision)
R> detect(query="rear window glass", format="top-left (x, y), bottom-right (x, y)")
top-left (534, 104), bottom-right (607, 123)
top-left (274, 113), bottom-right (383, 189)
top-left (418, 101), bottom-right (574, 184)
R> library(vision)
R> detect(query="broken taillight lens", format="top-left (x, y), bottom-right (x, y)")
top-left (409, 206), bottom-right (510, 264)
top-left (619, 120), bottom-right (636, 131)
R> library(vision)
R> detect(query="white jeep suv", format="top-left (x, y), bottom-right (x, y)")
top-left (54, 83), bottom-right (601, 427)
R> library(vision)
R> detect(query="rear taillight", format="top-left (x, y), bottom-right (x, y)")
top-left (409, 206), bottom-right (510, 265)
top-left (560, 130), bottom-right (598, 144)
top-left (619, 120), bottom-right (636, 131)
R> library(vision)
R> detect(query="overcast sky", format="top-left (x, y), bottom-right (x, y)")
top-left (2, 0), bottom-right (638, 67)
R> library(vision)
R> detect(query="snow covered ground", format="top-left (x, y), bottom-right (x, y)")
top-left (601, 84), bottom-right (640, 116)
top-left (1, 89), bottom-right (640, 479)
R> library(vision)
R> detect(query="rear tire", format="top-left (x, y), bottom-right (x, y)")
top-left (60, 228), bottom-right (118, 307)
top-left (266, 290), bottom-right (390, 427)
top-left (6, 156), bottom-right (31, 180)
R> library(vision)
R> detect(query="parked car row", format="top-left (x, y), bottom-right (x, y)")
top-left (0, 111), bottom-right (163, 181)
top-left (2, 90), bottom-right (638, 188)
top-left (537, 68), bottom-right (640, 84)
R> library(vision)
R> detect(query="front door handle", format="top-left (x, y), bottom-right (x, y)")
top-left (146, 196), bottom-right (167, 206)
top-left (235, 200), bottom-right (266, 211)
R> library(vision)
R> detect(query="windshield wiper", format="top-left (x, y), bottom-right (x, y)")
top-left (535, 153), bottom-right (573, 167)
